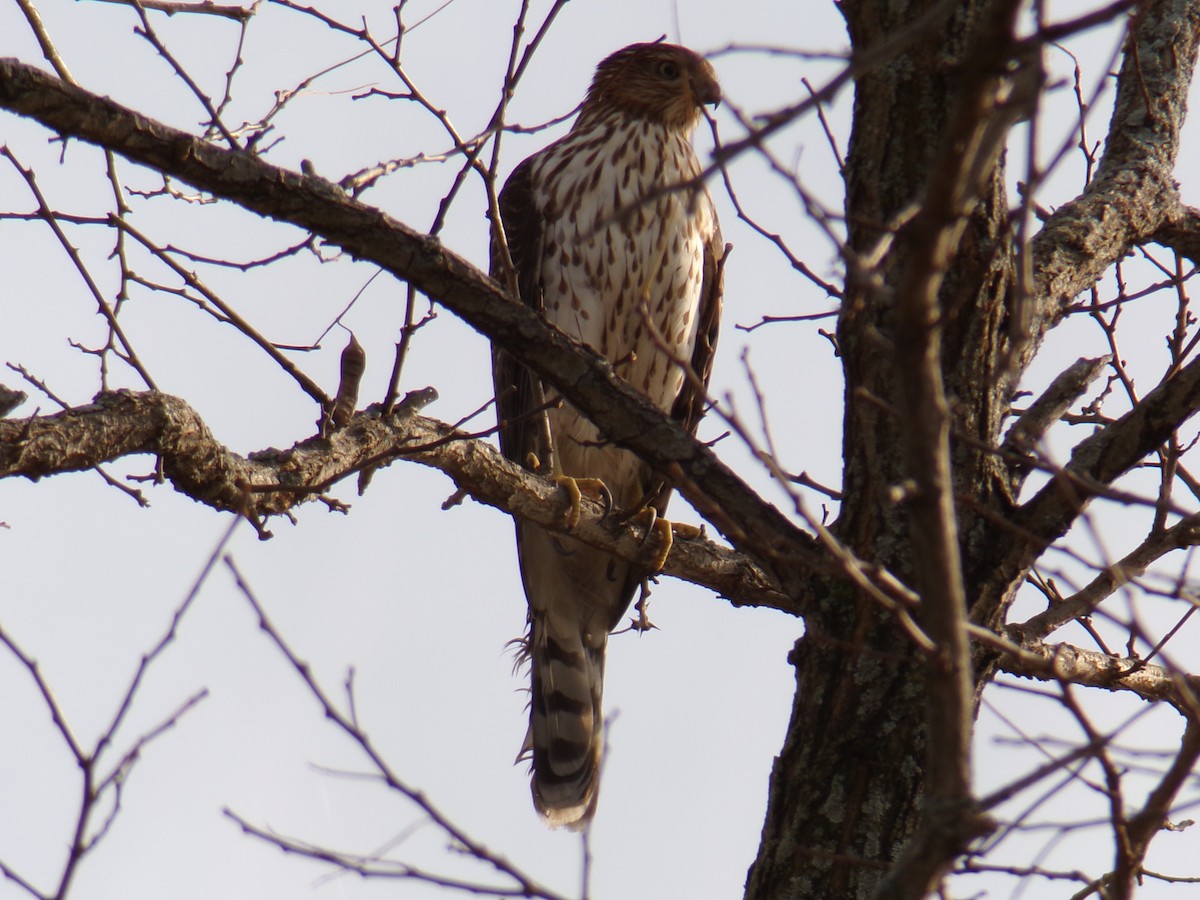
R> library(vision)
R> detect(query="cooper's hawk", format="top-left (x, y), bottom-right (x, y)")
top-left (491, 42), bottom-right (724, 829)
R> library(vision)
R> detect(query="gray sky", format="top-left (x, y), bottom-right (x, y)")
top-left (2, 1), bottom-right (1199, 898)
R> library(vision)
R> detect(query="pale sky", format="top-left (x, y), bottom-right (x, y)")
top-left (2, 2), bottom-right (1199, 899)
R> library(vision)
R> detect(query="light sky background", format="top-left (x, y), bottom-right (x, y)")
top-left (2, 2), bottom-right (1200, 899)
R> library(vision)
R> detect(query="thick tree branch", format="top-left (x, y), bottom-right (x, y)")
top-left (1011, 513), bottom-right (1200, 641)
top-left (1030, 0), bottom-right (1200, 343)
top-left (0, 390), bottom-right (790, 611)
top-left (1153, 204), bottom-right (1200, 266)
top-left (1001, 355), bottom-right (1112, 460)
top-left (966, 0), bottom-right (1200, 645)
top-left (0, 384), bottom-right (26, 418)
top-left (0, 57), bottom-right (816, 591)
top-left (988, 353), bottom-right (1200, 613)
top-left (996, 638), bottom-right (1200, 715)
top-left (1121, 720), bottom-right (1200, 888)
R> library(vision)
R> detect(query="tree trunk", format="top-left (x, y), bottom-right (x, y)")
top-left (745, 1), bottom-right (1019, 896)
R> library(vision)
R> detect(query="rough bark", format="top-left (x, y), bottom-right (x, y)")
top-left (0, 390), bottom-right (787, 609)
top-left (746, 2), bottom-right (1015, 896)
top-left (745, 1), bottom-right (1200, 898)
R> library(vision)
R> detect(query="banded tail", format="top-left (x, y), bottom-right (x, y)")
top-left (525, 608), bottom-right (608, 829)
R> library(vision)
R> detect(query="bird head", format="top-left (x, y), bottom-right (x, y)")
top-left (581, 42), bottom-right (721, 132)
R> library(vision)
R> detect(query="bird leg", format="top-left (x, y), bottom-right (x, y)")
top-left (630, 579), bottom-right (659, 634)
top-left (634, 507), bottom-right (672, 572)
top-left (629, 507), bottom-right (702, 572)
top-left (554, 475), bottom-right (613, 530)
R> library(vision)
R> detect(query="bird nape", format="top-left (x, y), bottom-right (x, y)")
top-left (490, 41), bottom-right (724, 829)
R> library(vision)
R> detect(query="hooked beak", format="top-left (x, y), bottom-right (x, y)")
top-left (694, 76), bottom-right (721, 109)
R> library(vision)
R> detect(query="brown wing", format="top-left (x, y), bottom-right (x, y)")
top-left (646, 224), bottom-right (727, 517)
top-left (491, 157), bottom-right (553, 473)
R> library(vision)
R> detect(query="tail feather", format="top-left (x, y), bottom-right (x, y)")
top-left (528, 611), bottom-right (606, 829)
top-left (513, 522), bottom-right (636, 828)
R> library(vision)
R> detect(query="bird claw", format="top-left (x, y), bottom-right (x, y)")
top-left (669, 521), bottom-right (703, 540)
top-left (630, 580), bottom-right (658, 633)
top-left (633, 508), bottom-right (669, 572)
top-left (554, 475), bottom-right (612, 530)
top-left (632, 512), bottom-right (699, 572)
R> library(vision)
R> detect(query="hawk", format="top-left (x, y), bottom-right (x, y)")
top-left (490, 42), bottom-right (724, 829)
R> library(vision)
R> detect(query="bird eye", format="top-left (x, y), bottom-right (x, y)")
top-left (656, 60), bottom-right (680, 79)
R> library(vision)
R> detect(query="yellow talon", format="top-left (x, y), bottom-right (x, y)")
top-left (669, 521), bottom-right (703, 540)
top-left (628, 513), bottom-right (698, 572)
top-left (632, 508), bottom-right (672, 573)
top-left (554, 475), bottom-right (583, 530)
top-left (648, 520), bottom-right (673, 572)
top-left (553, 476), bottom-right (613, 530)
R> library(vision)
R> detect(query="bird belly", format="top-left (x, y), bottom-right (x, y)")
top-left (537, 134), bottom-right (711, 502)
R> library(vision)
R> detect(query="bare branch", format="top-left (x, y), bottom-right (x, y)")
top-left (0, 390), bottom-right (790, 610)
top-left (871, 4), bottom-right (1034, 895)
top-left (84, 0), bottom-right (256, 20)
top-left (1121, 721), bottom-right (1200, 886)
top-left (223, 558), bottom-right (572, 900)
top-left (1012, 514), bottom-right (1200, 640)
top-left (1029, 0), bottom-right (1200, 353)
top-left (1002, 355), bottom-right (1113, 460)
top-left (996, 638), bottom-right (1200, 713)
top-left (1154, 204), bottom-right (1200, 268)
top-left (991, 351), bottom-right (1200, 605)
top-left (0, 58), bottom-right (814, 584)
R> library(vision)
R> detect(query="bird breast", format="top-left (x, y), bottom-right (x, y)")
top-left (531, 115), bottom-right (715, 405)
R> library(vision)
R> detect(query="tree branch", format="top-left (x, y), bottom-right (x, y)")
top-left (1121, 720), bottom-right (1200, 890)
top-left (989, 352), bottom-right (1200, 609)
top-left (1001, 355), bottom-right (1112, 461)
top-left (996, 637), bottom-right (1200, 714)
top-left (1029, 0), bottom-right (1200, 348)
top-left (223, 556), bottom-right (571, 900)
top-left (0, 390), bottom-right (791, 611)
top-left (0, 56), bottom-right (816, 590)
top-left (1153, 204), bottom-right (1200, 267)
top-left (976, 1), bottom-right (1200, 615)
top-left (1011, 513), bottom-right (1200, 641)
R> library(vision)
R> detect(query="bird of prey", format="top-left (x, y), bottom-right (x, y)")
top-left (490, 41), bottom-right (724, 829)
